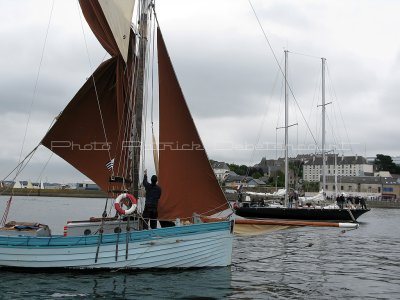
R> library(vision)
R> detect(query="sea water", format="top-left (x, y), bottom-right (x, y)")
top-left (0, 196), bottom-right (399, 299)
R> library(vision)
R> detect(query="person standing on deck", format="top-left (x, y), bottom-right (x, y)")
top-left (339, 194), bottom-right (345, 209)
top-left (360, 197), bottom-right (367, 209)
top-left (237, 184), bottom-right (243, 203)
top-left (288, 190), bottom-right (294, 208)
top-left (142, 169), bottom-right (162, 229)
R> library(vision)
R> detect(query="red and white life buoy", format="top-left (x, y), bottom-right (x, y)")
top-left (114, 193), bottom-right (137, 215)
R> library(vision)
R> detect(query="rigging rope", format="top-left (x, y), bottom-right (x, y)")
top-left (301, 65), bottom-right (321, 153)
top-left (150, 3), bottom-right (159, 176)
top-left (76, 2), bottom-right (113, 172)
top-left (22, 152), bottom-right (54, 198)
top-left (116, 34), bottom-right (139, 183)
top-left (288, 50), bottom-right (321, 60)
top-left (16, 0), bottom-right (55, 176)
top-left (243, 54), bottom-right (282, 176)
top-left (275, 71), bottom-right (285, 160)
top-left (248, 0), bottom-right (319, 149)
top-left (326, 63), bottom-right (354, 154)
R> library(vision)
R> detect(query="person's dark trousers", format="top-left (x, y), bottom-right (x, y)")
top-left (142, 207), bottom-right (158, 229)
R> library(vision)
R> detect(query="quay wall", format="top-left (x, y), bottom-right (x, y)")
top-left (0, 188), bottom-right (107, 198)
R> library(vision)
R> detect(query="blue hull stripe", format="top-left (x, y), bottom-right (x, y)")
top-left (0, 221), bottom-right (232, 248)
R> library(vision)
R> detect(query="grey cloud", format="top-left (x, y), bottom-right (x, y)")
top-left (2, 0), bottom-right (400, 183)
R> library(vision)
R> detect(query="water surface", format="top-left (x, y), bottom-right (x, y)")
top-left (0, 196), bottom-right (399, 299)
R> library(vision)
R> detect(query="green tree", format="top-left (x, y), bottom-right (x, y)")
top-left (289, 160), bottom-right (303, 178)
top-left (274, 170), bottom-right (285, 188)
top-left (252, 172), bottom-right (262, 179)
top-left (303, 181), bottom-right (319, 192)
top-left (227, 163), bottom-right (249, 176)
top-left (374, 154), bottom-right (399, 174)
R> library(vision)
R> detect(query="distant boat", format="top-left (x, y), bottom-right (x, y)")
top-left (235, 204), bottom-right (370, 221)
top-left (0, 0), bottom-right (233, 269)
top-left (234, 188), bottom-right (370, 221)
top-left (234, 52), bottom-right (370, 222)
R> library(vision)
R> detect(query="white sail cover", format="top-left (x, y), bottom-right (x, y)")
top-left (99, 0), bottom-right (135, 63)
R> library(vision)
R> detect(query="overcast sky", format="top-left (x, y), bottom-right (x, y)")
top-left (1, 0), bottom-right (399, 183)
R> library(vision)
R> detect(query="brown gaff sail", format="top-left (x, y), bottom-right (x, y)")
top-left (41, 0), bottom-right (136, 191)
top-left (157, 28), bottom-right (229, 220)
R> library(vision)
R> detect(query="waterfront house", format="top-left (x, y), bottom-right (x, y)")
top-left (322, 175), bottom-right (400, 200)
top-left (211, 161), bottom-right (231, 182)
top-left (224, 174), bottom-right (253, 188)
top-left (381, 177), bottom-right (400, 200)
top-left (303, 155), bottom-right (373, 182)
top-left (75, 181), bottom-right (100, 191)
top-left (247, 178), bottom-right (267, 188)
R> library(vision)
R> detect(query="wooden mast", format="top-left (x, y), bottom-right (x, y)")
top-left (131, 0), bottom-right (151, 197)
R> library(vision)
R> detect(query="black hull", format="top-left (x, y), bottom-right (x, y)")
top-left (235, 207), bottom-right (370, 221)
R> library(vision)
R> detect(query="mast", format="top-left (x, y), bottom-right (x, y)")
top-left (284, 50), bottom-right (289, 206)
top-left (317, 57), bottom-right (332, 199)
top-left (276, 50), bottom-right (297, 206)
top-left (321, 57), bottom-right (326, 196)
top-left (131, 0), bottom-right (151, 197)
top-left (334, 150), bottom-right (338, 198)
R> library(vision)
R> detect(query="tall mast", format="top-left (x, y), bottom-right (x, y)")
top-left (334, 150), bottom-right (338, 198)
top-left (321, 57), bottom-right (326, 197)
top-left (284, 50), bottom-right (289, 206)
top-left (131, 0), bottom-right (151, 197)
top-left (318, 57), bottom-right (333, 199)
top-left (276, 50), bottom-right (297, 206)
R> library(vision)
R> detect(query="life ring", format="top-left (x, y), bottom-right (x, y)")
top-left (114, 193), bottom-right (137, 215)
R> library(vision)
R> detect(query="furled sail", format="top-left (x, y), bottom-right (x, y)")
top-left (157, 28), bottom-right (230, 220)
top-left (41, 0), bottom-right (136, 191)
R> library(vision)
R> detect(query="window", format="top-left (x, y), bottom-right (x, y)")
top-left (341, 185), bottom-right (344, 190)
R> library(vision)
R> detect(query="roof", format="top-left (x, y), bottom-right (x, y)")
top-left (303, 155), bottom-right (368, 166)
top-left (256, 157), bottom-right (284, 167)
top-left (259, 176), bottom-right (269, 182)
top-left (381, 177), bottom-right (400, 185)
top-left (212, 161), bottom-right (230, 170)
top-left (250, 179), bottom-right (267, 185)
top-left (224, 174), bottom-right (253, 183)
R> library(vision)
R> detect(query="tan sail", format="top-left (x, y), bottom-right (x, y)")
top-left (98, 0), bottom-right (136, 63)
top-left (157, 28), bottom-right (230, 220)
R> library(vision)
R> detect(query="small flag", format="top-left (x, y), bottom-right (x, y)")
top-left (106, 158), bottom-right (115, 171)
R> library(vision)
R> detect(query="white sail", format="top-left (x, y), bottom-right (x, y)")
top-left (99, 0), bottom-right (136, 63)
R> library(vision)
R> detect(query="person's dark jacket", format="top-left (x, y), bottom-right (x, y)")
top-left (143, 174), bottom-right (162, 209)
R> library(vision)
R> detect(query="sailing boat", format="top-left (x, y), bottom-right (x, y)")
top-left (235, 52), bottom-right (369, 222)
top-left (0, 0), bottom-right (233, 269)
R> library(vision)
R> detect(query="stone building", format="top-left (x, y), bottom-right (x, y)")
top-left (303, 155), bottom-right (373, 182)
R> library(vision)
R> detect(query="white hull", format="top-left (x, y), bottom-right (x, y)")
top-left (0, 221), bottom-right (233, 269)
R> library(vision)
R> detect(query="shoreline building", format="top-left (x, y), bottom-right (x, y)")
top-left (211, 161), bottom-right (231, 182)
top-left (303, 155), bottom-right (373, 183)
top-left (323, 175), bottom-right (400, 200)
